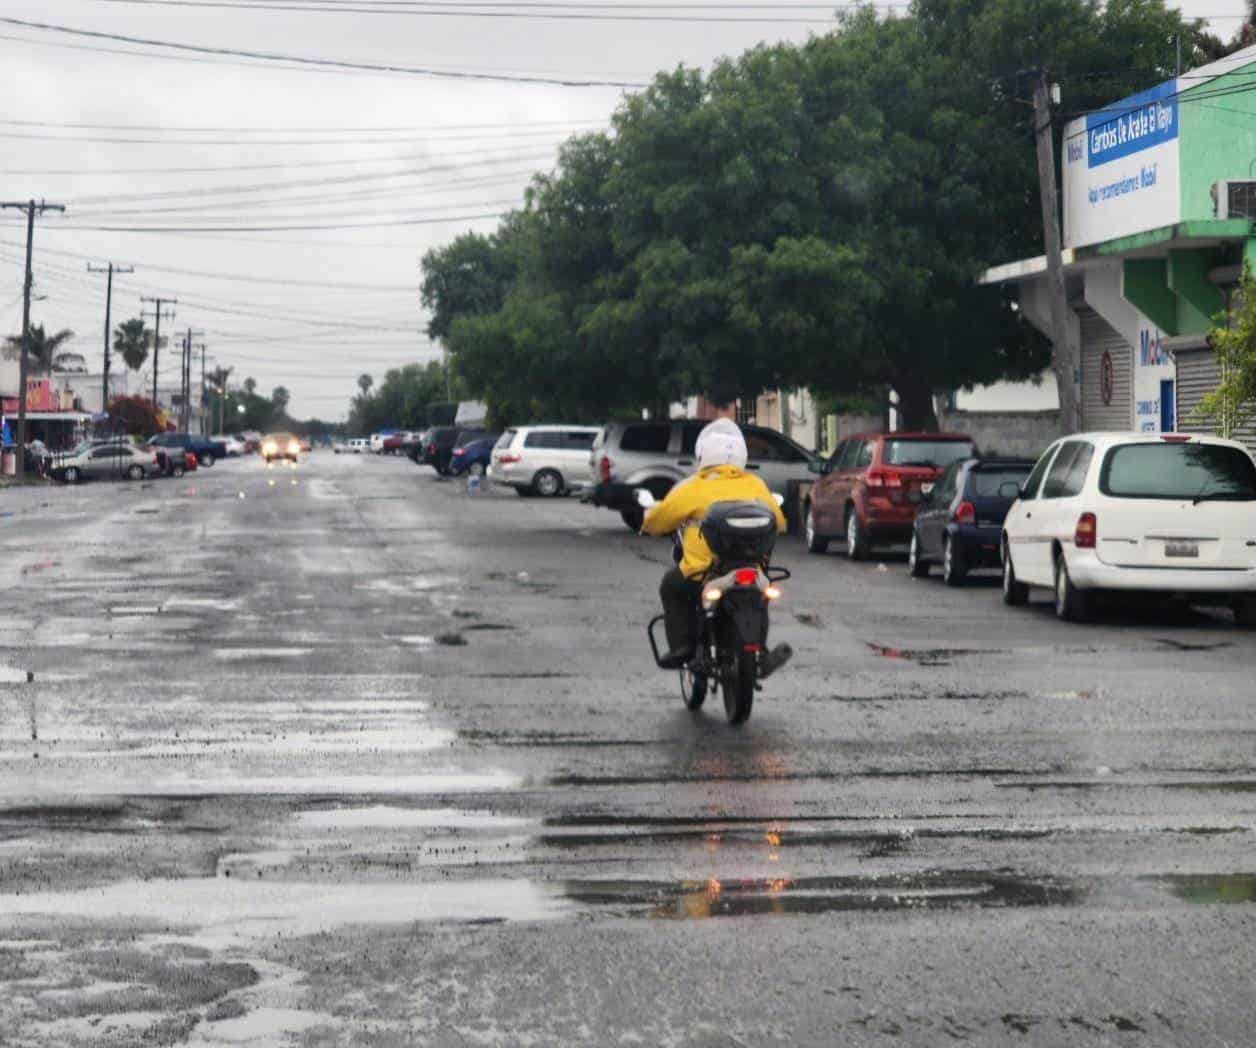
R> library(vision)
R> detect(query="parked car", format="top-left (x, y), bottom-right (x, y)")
top-left (146, 432), bottom-right (228, 467)
top-left (908, 457), bottom-right (1035, 585)
top-left (588, 419), bottom-right (819, 529)
top-left (211, 434), bottom-right (246, 457)
top-left (239, 431), bottom-right (262, 454)
top-left (804, 431), bottom-right (976, 560)
top-left (262, 432), bottom-right (301, 463)
top-left (449, 434), bottom-right (501, 478)
top-left (50, 441), bottom-right (161, 483)
top-left (1001, 433), bottom-right (1256, 623)
top-left (490, 426), bottom-right (599, 497)
top-left (423, 426), bottom-right (492, 475)
top-left (407, 429), bottom-right (432, 464)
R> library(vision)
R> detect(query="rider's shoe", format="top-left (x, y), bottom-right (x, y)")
top-left (760, 643), bottom-right (793, 679)
top-left (658, 647), bottom-right (695, 670)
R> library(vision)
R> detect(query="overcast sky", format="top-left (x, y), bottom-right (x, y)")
top-left (0, 1), bottom-right (1249, 422)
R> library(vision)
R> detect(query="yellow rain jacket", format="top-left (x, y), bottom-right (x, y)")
top-left (641, 464), bottom-right (787, 579)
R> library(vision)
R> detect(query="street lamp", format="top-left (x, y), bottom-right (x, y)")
top-left (237, 404), bottom-right (246, 414)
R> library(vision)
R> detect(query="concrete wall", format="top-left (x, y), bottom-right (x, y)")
top-left (1179, 55), bottom-right (1256, 222)
top-left (936, 409), bottom-right (1060, 459)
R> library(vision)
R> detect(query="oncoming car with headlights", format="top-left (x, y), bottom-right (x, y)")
top-left (262, 432), bottom-right (302, 464)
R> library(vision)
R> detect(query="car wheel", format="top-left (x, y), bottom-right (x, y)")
top-left (468, 462), bottom-right (486, 478)
top-left (533, 469), bottom-right (563, 497)
top-left (908, 528), bottom-right (929, 577)
top-left (172, 464), bottom-right (185, 478)
top-left (1002, 541), bottom-right (1029, 606)
top-left (126, 464), bottom-right (144, 481)
top-left (1233, 597), bottom-right (1256, 628)
top-left (63, 466), bottom-right (80, 484)
top-left (805, 504), bottom-right (829, 555)
top-left (200, 452), bottom-right (215, 468)
top-left (845, 506), bottom-right (870, 561)
top-left (1054, 552), bottom-right (1094, 623)
top-left (942, 536), bottom-right (966, 587)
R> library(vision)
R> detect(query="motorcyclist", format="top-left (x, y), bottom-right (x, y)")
top-left (642, 418), bottom-right (786, 668)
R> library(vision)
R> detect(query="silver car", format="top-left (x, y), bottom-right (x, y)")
top-left (488, 425), bottom-right (601, 497)
top-left (587, 419), bottom-right (819, 529)
top-left (51, 442), bottom-right (161, 484)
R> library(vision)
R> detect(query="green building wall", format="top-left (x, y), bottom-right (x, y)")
top-left (1178, 61), bottom-right (1256, 222)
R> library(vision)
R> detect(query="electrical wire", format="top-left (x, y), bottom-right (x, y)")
top-left (0, 17), bottom-right (650, 87)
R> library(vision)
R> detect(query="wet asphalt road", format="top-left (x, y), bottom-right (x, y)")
top-left (2, 451), bottom-right (1256, 1046)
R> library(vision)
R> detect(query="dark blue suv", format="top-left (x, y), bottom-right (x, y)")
top-left (908, 457), bottom-right (1034, 585)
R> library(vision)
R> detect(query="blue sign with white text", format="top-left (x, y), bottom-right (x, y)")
top-left (1085, 79), bottom-right (1178, 169)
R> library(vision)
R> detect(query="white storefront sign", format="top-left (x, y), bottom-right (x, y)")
top-left (1063, 79), bottom-right (1181, 250)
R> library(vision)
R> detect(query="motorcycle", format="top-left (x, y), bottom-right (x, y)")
top-left (640, 490), bottom-right (793, 725)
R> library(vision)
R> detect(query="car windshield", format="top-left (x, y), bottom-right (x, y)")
top-left (971, 466), bottom-right (1032, 497)
top-left (1100, 442), bottom-right (1256, 500)
top-left (883, 439), bottom-right (976, 468)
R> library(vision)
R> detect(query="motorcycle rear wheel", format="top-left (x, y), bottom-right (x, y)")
top-left (679, 665), bottom-right (707, 710)
top-left (723, 651), bottom-right (756, 725)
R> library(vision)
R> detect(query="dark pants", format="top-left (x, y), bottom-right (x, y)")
top-left (660, 567), bottom-right (702, 653)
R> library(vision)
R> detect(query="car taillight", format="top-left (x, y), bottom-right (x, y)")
top-left (1075, 512), bottom-right (1097, 549)
top-left (865, 468), bottom-right (902, 490)
top-left (954, 501), bottom-right (975, 525)
top-left (428, 444), bottom-right (436, 454)
top-left (599, 455), bottom-right (611, 483)
top-left (733, 568), bottom-right (758, 586)
top-left (499, 452), bottom-right (522, 465)
top-left (1160, 434), bottom-right (1191, 443)
top-left (452, 448), bottom-right (465, 456)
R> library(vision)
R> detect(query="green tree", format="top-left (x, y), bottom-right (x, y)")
top-left (357, 373), bottom-right (373, 396)
top-left (1199, 271), bottom-right (1256, 437)
top-left (112, 317), bottom-right (151, 372)
top-left (347, 360), bottom-right (462, 434)
top-left (243, 377), bottom-right (258, 396)
top-left (3, 324), bottom-right (75, 374)
top-left (272, 386), bottom-right (291, 414)
top-left (107, 394), bottom-right (161, 437)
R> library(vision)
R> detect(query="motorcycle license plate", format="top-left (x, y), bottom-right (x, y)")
top-left (1165, 540), bottom-right (1199, 558)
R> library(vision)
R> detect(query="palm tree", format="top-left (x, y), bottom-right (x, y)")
top-left (112, 317), bottom-right (152, 371)
top-left (358, 373), bottom-right (374, 396)
top-left (3, 324), bottom-right (75, 374)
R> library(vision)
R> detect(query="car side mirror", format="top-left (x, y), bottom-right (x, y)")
top-left (999, 481), bottom-right (1022, 499)
top-left (635, 488), bottom-right (656, 509)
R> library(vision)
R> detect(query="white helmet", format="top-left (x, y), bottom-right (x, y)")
top-left (695, 418), bottom-right (747, 471)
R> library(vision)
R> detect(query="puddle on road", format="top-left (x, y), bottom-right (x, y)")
top-left (1158, 873), bottom-right (1256, 904)
top-left (295, 805), bottom-right (534, 831)
top-left (564, 871), bottom-right (1077, 919)
top-left (213, 648), bottom-right (314, 661)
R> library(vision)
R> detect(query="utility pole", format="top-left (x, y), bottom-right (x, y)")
top-left (0, 199), bottom-right (65, 484)
top-left (87, 261), bottom-right (134, 416)
top-left (198, 343), bottom-right (207, 435)
top-left (1032, 72), bottom-right (1081, 435)
top-left (178, 328), bottom-right (204, 431)
top-left (140, 296), bottom-right (176, 413)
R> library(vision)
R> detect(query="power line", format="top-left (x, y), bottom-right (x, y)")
top-left (38, 210), bottom-right (508, 233)
top-left (0, 17), bottom-right (650, 87)
top-left (0, 116), bottom-right (604, 134)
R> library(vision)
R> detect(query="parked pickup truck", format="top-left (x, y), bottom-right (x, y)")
top-left (146, 432), bottom-right (229, 467)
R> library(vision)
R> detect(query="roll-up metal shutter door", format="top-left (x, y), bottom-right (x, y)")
top-left (1078, 307), bottom-right (1133, 431)
top-left (1176, 348), bottom-right (1256, 453)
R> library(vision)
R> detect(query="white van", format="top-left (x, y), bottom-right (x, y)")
top-left (489, 425), bottom-right (601, 497)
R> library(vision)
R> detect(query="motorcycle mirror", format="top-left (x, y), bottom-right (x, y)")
top-left (772, 493), bottom-right (785, 507)
top-left (635, 488), bottom-right (656, 508)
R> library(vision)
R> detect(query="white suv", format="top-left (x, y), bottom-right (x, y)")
top-left (1001, 432), bottom-right (1256, 622)
top-left (489, 425), bottom-right (601, 497)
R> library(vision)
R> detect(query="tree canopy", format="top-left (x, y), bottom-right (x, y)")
top-left (347, 360), bottom-right (462, 435)
top-left (4, 324), bottom-right (75, 374)
top-left (421, 0), bottom-right (1220, 429)
top-left (113, 318), bottom-right (151, 372)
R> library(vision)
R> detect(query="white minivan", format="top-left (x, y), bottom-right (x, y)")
top-left (489, 425), bottom-right (601, 497)
top-left (1002, 432), bottom-right (1256, 623)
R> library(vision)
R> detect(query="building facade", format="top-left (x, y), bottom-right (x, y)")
top-left (982, 46), bottom-right (1256, 444)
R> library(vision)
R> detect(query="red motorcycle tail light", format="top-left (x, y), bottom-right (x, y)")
top-left (734, 568), bottom-right (758, 586)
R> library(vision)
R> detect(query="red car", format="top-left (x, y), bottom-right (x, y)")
top-left (804, 431), bottom-right (975, 560)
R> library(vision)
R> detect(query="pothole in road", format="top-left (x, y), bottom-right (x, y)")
top-left (865, 643), bottom-right (996, 666)
top-left (564, 871), bottom-right (1078, 919)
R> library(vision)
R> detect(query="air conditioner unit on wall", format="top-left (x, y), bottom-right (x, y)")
top-left (1213, 180), bottom-right (1256, 220)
